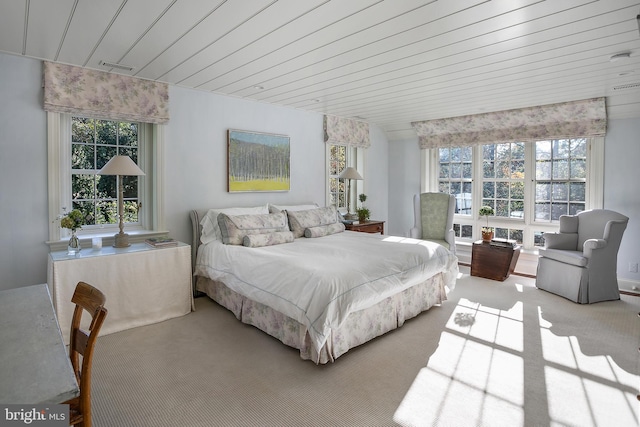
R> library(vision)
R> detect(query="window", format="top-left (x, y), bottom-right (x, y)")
top-left (47, 113), bottom-right (165, 245)
top-left (71, 117), bottom-right (141, 228)
top-left (328, 145), bottom-right (348, 210)
top-left (432, 138), bottom-right (602, 250)
top-left (327, 144), bottom-right (362, 212)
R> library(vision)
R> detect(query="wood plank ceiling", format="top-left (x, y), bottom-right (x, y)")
top-left (1, 0), bottom-right (639, 141)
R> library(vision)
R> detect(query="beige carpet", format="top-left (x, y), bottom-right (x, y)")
top-left (91, 267), bottom-right (640, 427)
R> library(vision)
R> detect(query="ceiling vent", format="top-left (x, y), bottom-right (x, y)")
top-left (99, 61), bottom-right (134, 71)
top-left (612, 82), bottom-right (640, 91)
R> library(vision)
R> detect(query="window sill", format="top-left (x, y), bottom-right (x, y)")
top-left (46, 230), bottom-right (170, 252)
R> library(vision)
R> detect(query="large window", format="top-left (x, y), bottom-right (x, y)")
top-left (434, 138), bottom-right (601, 249)
top-left (47, 113), bottom-right (164, 245)
top-left (71, 117), bottom-right (141, 228)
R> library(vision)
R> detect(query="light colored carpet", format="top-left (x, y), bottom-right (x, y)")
top-left (91, 267), bottom-right (640, 427)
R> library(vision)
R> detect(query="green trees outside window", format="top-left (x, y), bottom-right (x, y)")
top-left (71, 117), bottom-right (140, 227)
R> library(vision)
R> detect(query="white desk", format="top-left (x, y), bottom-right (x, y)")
top-left (48, 242), bottom-right (193, 344)
top-left (0, 284), bottom-right (79, 404)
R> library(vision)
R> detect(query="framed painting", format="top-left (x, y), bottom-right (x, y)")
top-left (227, 129), bottom-right (290, 192)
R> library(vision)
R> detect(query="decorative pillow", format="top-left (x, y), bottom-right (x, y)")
top-left (217, 211), bottom-right (289, 245)
top-left (304, 222), bottom-right (345, 238)
top-left (286, 206), bottom-right (338, 238)
top-left (200, 205), bottom-right (269, 244)
top-left (243, 231), bottom-right (295, 248)
top-left (268, 203), bottom-right (318, 213)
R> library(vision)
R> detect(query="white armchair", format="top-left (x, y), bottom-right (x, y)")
top-left (536, 209), bottom-right (629, 303)
top-left (409, 192), bottom-right (456, 255)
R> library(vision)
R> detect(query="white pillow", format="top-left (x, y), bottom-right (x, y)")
top-left (200, 205), bottom-right (269, 244)
top-left (268, 203), bottom-right (318, 213)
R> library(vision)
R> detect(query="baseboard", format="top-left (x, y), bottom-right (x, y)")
top-left (619, 278), bottom-right (640, 295)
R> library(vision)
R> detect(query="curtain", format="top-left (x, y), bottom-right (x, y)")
top-left (324, 115), bottom-right (370, 148)
top-left (412, 98), bottom-right (606, 149)
top-left (43, 61), bottom-right (169, 124)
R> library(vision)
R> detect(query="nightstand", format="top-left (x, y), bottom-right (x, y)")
top-left (47, 242), bottom-right (193, 343)
top-left (345, 220), bottom-right (385, 234)
top-left (470, 240), bottom-right (521, 281)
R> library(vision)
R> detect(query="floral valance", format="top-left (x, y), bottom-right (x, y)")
top-left (43, 61), bottom-right (169, 124)
top-left (324, 115), bottom-right (370, 148)
top-left (412, 97), bottom-right (606, 149)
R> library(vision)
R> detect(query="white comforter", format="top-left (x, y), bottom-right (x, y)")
top-left (195, 231), bottom-right (458, 351)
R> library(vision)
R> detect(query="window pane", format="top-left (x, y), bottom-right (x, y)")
top-left (534, 139), bottom-right (587, 223)
top-left (96, 121), bottom-right (117, 145)
top-left (72, 118), bottom-right (94, 144)
top-left (439, 147), bottom-right (472, 216)
top-left (72, 144), bottom-right (94, 169)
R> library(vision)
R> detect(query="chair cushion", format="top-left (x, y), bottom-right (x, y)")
top-left (422, 238), bottom-right (450, 250)
top-left (539, 248), bottom-right (588, 267)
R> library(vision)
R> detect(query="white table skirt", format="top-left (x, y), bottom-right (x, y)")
top-left (47, 243), bottom-right (193, 344)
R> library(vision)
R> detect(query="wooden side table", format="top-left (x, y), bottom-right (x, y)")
top-left (345, 220), bottom-right (385, 234)
top-left (471, 240), bottom-right (521, 281)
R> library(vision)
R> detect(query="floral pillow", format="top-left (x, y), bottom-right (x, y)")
top-left (304, 222), bottom-right (345, 238)
top-left (286, 206), bottom-right (338, 238)
top-left (217, 211), bottom-right (290, 245)
top-left (200, 205), bottom-right (269, 244)
top-left (243, 231), bottom-right (295, 248)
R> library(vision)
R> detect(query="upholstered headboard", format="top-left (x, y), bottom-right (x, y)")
top-left (189, 209), bottom-right (209, 274)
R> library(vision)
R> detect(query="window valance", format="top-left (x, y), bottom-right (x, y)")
top-left (412, 98), bottom-right (606, 149)
top-left (324, 115), bottom-right (370, 148)
top-left (43, 61), bottom-right (169, 124)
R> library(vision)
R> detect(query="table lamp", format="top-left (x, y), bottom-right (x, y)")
top-left (98, 155), bottom-right (145, 248)
top-left (338, 166), bottom-right (363, 220)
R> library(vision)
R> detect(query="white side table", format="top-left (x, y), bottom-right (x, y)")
top-left (48, 242), bottom-right (193, 343)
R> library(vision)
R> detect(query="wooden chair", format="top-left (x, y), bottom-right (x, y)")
top-left (64, 282), bottom-right (107, 427)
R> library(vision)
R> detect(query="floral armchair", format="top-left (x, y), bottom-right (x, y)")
top-left (536, 209), bottom-right (629, 303)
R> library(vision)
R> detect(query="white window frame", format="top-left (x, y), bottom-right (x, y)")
top-left (47, 112), bottom-right (166, 248)
top-left (325, 145), bottom-right (364, 213)
top-left (422, 137), bottom-right (604, 251)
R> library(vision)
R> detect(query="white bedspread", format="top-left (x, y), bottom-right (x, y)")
top-left (195, 231), bottom-right (458, 351)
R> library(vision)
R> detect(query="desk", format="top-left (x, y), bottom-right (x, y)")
top-left (0, 284), bottom-right (79, 404)
top-left (48, 242), bottom-right (193, 344)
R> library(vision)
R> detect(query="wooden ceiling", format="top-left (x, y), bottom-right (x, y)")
top-left (1, 0), bottom-right (639, 141)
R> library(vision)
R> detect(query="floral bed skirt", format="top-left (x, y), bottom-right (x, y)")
top-left (195, 273), bottom-right (447, 364)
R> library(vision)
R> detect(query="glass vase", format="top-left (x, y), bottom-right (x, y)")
top-left (67, 230), bottom-right (81, 255)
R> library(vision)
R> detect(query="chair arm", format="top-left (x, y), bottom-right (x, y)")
top-left (543, 232), bottom-right (577, 250)
top-left (583, 238), bottom-right (607, 258)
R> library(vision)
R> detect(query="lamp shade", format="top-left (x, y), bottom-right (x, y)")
top-left (98, 155), bottom-right (145, 176)
top-left (338, 166), bottom-right (363, 180)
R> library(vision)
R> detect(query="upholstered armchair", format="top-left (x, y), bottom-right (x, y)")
top-left (536, 209), bottom-right (629, 304)
top-left (409, 192), bottom-right (456, 255)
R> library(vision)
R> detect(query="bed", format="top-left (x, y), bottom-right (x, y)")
top-left (190, 205), bottom-right (459, 364)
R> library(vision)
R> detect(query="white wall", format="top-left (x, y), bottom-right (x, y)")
top-left (387, 138), bottom-right (421, 237)
top-left (604, 118), bottom-right (640, 286)
top-left (0, 54), bottom-right (49, 289)
top-left (164, 85), bottom-right (389, 247)
top-left (0, 53), bottom-right (390, 289)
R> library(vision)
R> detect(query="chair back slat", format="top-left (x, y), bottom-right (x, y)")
top-left (65, 281), bottom-right (107, 427)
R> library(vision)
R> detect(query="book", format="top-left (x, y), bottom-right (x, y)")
top-left (490, 238), bottom-right (517, 248)
top-left (145, 237), bottom-right (177, 247)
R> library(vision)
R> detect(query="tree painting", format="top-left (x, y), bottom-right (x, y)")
top-left (228, 130), bottom-right (290, 192)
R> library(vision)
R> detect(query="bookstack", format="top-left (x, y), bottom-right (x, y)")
top-left (490, 238), bottom-right (517, 248)
top-left (145, 237), bottom-right (177, 248)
